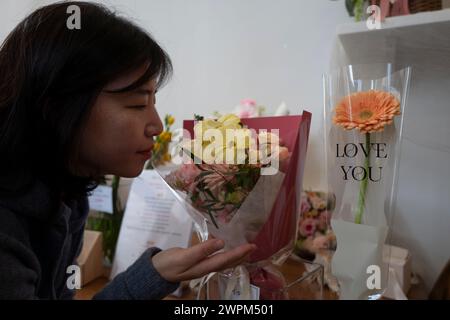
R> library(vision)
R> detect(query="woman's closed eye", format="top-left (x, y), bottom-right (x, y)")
top-left (127, 104), bottom-right (147, 109)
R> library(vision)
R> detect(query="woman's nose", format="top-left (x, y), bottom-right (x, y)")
top-left (144, 119), bottom-right (163, 138)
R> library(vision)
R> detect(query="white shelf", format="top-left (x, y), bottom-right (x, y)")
top-left (337, 8), bottom-right (450, 35)
top-left (333, 9), bottom-right (450, 68)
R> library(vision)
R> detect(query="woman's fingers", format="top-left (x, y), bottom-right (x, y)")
top-left (180, 243), bottom-right (257, 280)
top-left (181, 239), bottom-right (225, 266)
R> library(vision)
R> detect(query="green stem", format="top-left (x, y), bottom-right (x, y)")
top-left (355, 132), bottom-right (370, 224)
top-left (354, 0), bottom-right (364, 22)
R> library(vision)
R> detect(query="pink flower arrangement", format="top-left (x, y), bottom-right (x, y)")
top-left (166, 163), bottom-right (260, 227)
top-left (294, 191), bottom-right (336, 258)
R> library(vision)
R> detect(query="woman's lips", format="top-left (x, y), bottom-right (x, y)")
top-left (137, 147), bottom-right (153, 159)
top-left (137, 145), bottom-right (153, 153)
top-left (137, 151), bottom-right (152, 160)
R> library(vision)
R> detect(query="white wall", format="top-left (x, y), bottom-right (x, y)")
top-left (0, 0), bottom-right (40, 41)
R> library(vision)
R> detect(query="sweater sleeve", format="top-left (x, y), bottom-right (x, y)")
top-left (93, 247), bottom-right (180, 300)
top-left (0, 232), bottom-right (41, 300)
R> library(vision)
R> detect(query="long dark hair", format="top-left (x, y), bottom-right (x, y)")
top-left (0, 1), bottom-right (172, 199)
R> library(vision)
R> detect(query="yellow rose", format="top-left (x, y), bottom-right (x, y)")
top-left (193, 119), bottom-right (220, 140)
top-left (217, 114), bottom-right (241, 127)
top-left (189, 114), bottom-right (252, 164)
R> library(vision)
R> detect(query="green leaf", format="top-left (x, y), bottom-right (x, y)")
top-left (195, 171), bottom-right (213, 181)
top-left (207, 209), bottom-right (219, 229)
top-left (346, 0), bottom-right (356, 17)
top-left (204, 188), bottom-right (218, 201)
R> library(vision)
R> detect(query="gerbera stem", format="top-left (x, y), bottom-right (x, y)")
top-left (355, 132), bottom-right (370, 224)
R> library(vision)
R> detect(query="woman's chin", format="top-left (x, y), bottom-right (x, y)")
top-left (112, 164), bottom-right (145, 178)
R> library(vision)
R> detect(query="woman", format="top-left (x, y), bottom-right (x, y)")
top-left (0, 1), bottom-right (256, 300)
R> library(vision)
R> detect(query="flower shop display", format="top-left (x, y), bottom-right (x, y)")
top-left (323, 63), bottom-right (411, 299)
top-left (153, 111), bottom-right (312, 300)
top-left (293, 191), bottom-right (339, 293)
top-left (295, 191), bottom-right (335, 258)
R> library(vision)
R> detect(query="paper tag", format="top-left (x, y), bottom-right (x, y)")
top-left (88, 185), bottom-right (113, 214)
top-left (250, 285), bottom-right (260, 300)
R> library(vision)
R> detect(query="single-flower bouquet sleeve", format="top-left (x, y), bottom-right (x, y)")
top-left (152, 112), bottom-right (311, 300)
top-left (323, 63), bottom-right (411, 299)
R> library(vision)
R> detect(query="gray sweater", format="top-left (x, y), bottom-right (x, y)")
top-left (0, 180), bottom-right (179, 300)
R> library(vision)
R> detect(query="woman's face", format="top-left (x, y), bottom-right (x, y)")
top-left (75, 64), bottom-right (163, 178)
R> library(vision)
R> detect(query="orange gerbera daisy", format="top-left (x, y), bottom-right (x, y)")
top-left (333, 90), bottom-right (400, 133)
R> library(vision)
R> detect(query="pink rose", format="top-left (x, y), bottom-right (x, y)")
top-left (318, 210), bottom-right (331, 231)
top-left (300, 193), bottom-right (311, 214)
top-left (299, 218), bottom-right (317, 238)
top-left (278, 146), bottom-right (291, 172)
top-left (166, 164), bottom-right (201, 192)
top-left (178, 164), bottom-right (200, 184)
top-left (279, 146), bottom-right (290, 162)
top-left (234, 99), bottom-right (260, 118)
top-left (240, 99), bottom-right (257, 107)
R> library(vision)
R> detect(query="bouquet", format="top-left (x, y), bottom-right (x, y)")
top-left (294, 191), bottom-right (336, 260)
top-left (323, 63), bottom-right (411, 299)
top-left (153, 112), bottom-right (311, 299)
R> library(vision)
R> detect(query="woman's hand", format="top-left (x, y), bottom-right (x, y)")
top-left (151, 239), bottom-right (257, 283)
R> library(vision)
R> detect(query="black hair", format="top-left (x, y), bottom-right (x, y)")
top-left (0, 1), bottom-right (172, 199)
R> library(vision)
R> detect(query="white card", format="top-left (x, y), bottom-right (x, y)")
top-left (110, 170), bottom-right (194, 280)
top-left (88, 185), bottom-right (113, 214)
